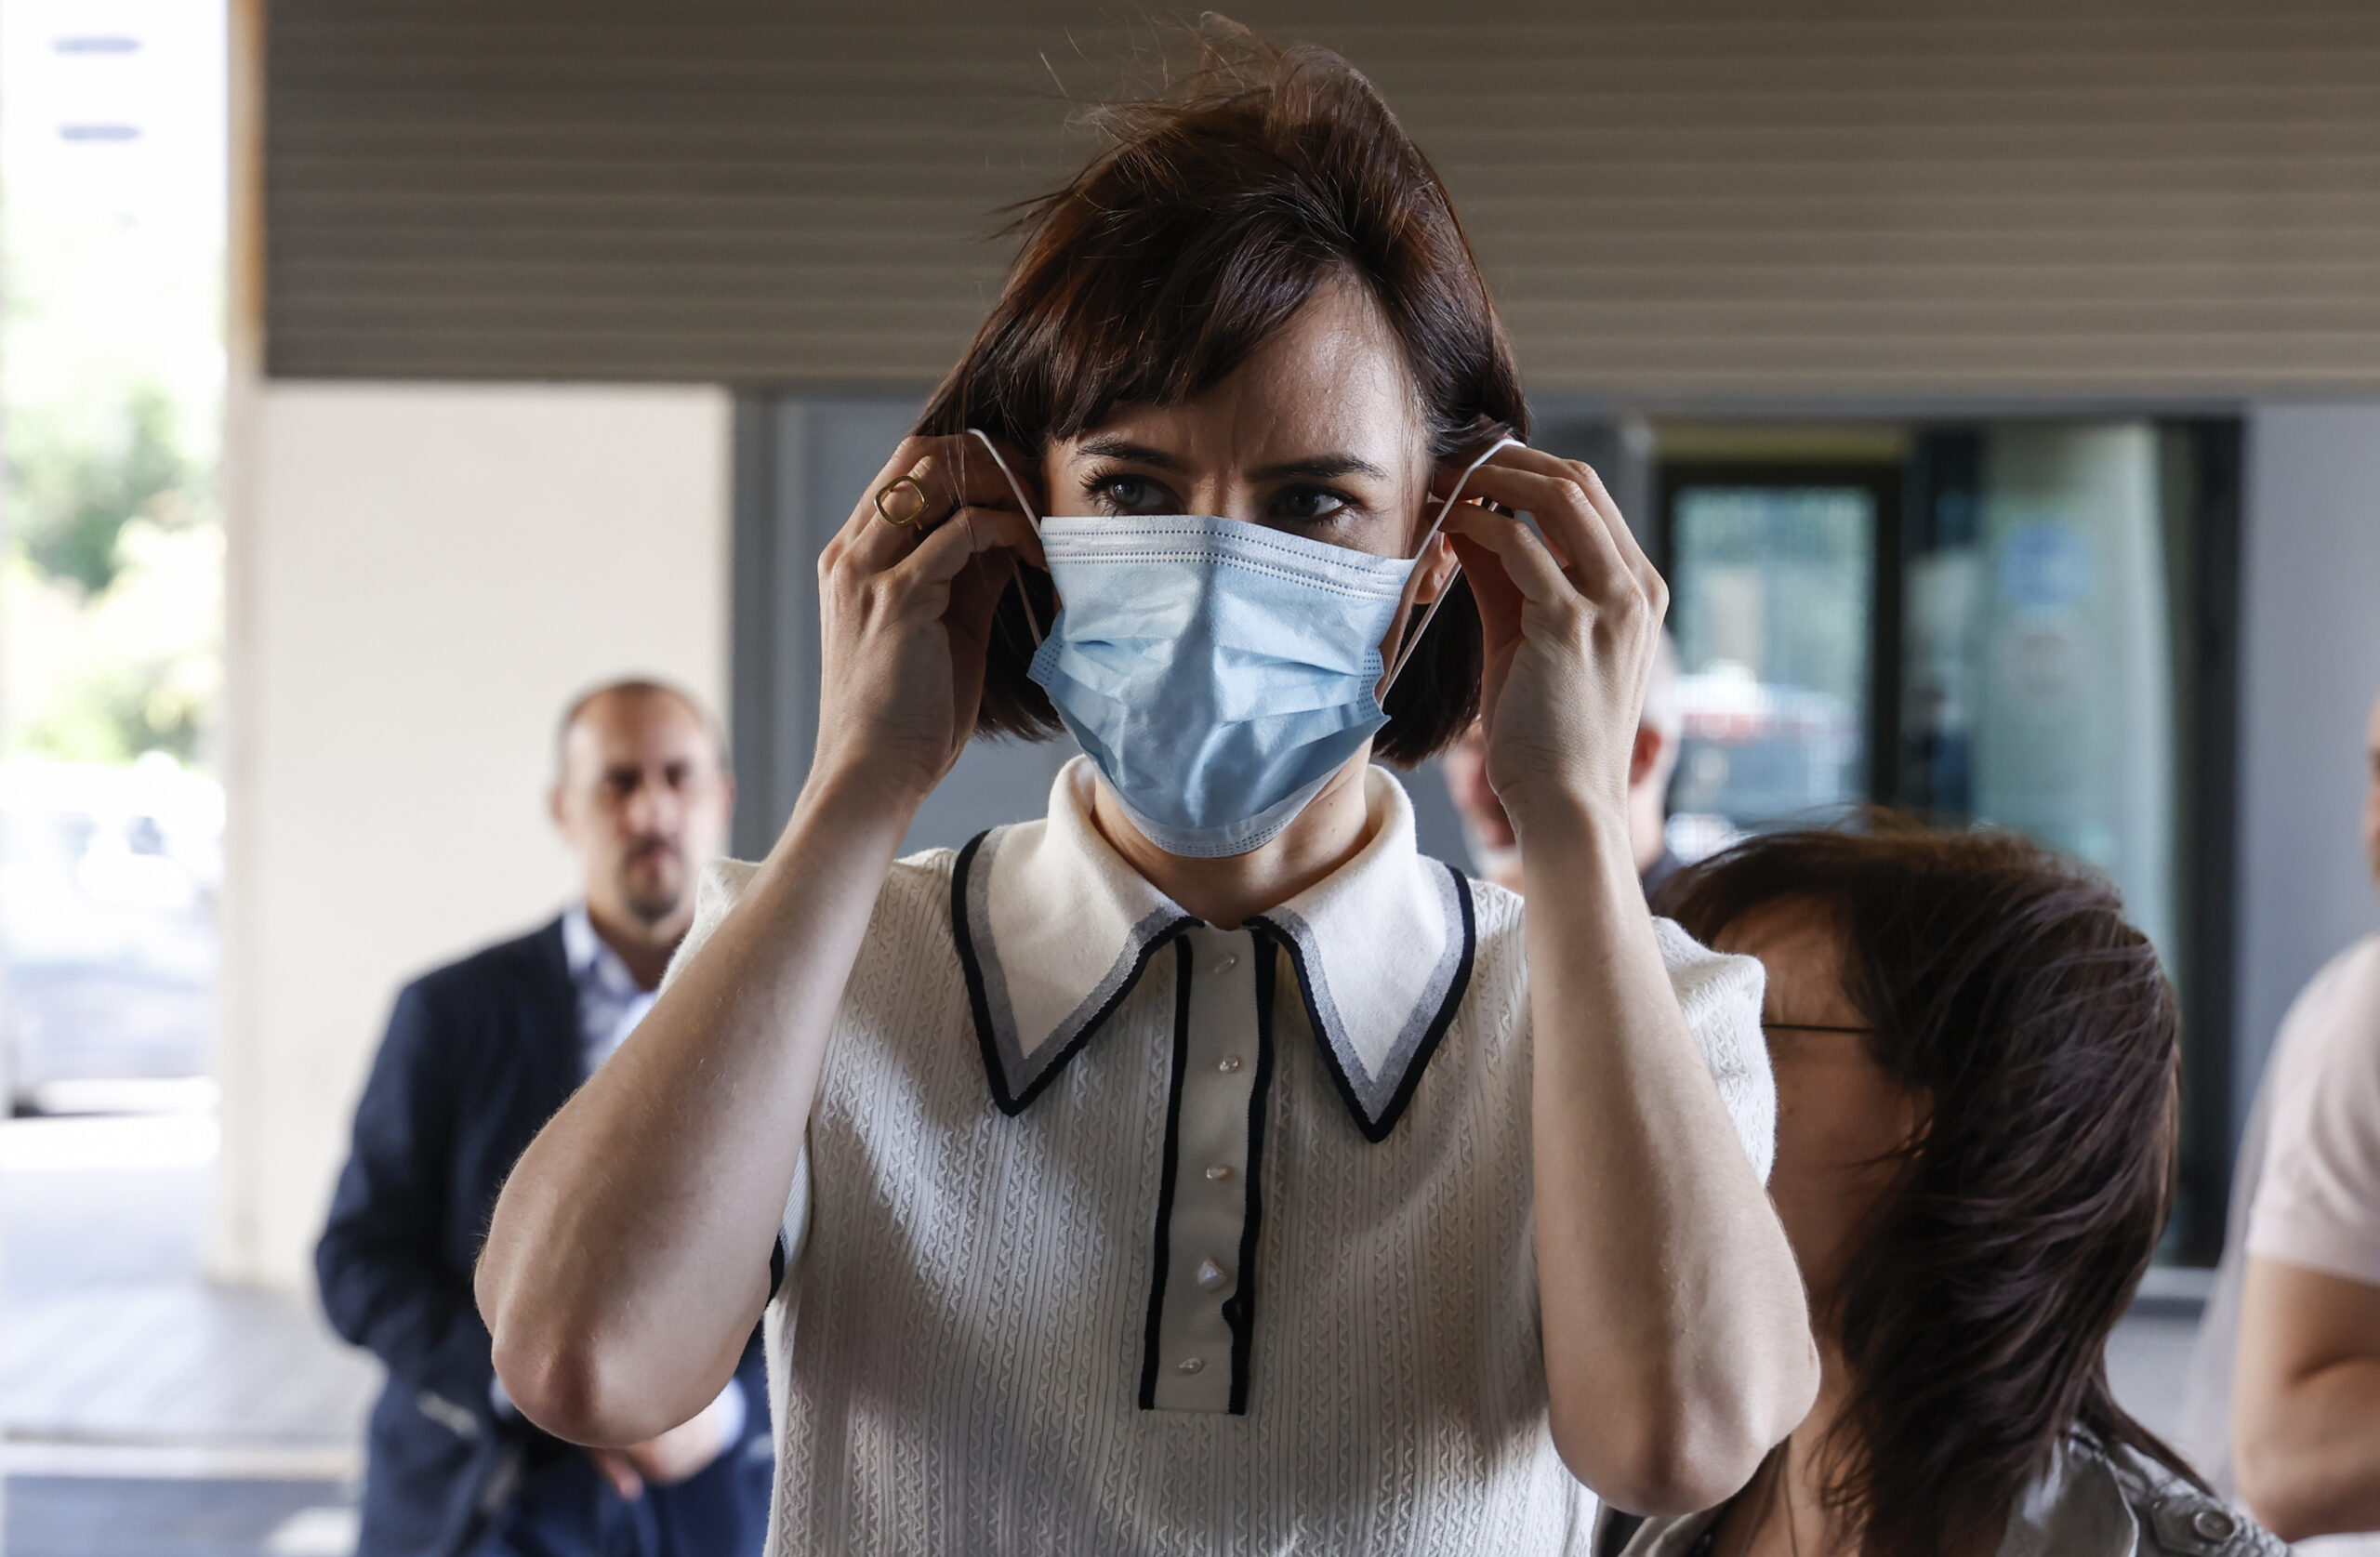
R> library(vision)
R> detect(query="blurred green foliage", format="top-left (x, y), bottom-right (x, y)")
top-left (4, 380), bottom-right (221, 768)
top-left (30, 651), bottom-right (212, 765)
top-left (13, 381), bottom-right (201, 597)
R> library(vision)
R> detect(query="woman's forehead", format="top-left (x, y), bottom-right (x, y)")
top-left (1064, 286), bottom-right (1428, 472)
top-left (1718, 900), bottom-right (1863, 1017)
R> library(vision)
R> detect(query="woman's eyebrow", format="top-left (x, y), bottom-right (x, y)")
top-left (1073, 436), bottom-right (1186, 471)
top-left (1249, 453), bottom-right (1390, 482)
top-left (1073, 440), bottom-right (1388, 484)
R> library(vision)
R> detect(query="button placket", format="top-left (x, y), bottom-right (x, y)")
top-left (1146, 924), bottom-right (1262, 1412)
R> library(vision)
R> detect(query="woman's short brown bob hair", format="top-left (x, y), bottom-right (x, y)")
top-left (1659, 819), bottom-right (2202, 1555)
top-left (918, 26), bottom-right (1527, 764)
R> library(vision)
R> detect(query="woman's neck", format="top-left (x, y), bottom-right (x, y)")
top-left (1770, 1360), bottom-right (1859, 1557)
top-left (1704, 1351), bottom-right (1847, 1557)
top-left (1735, 1343), bottom-right (2002, 1557)
top-left (1088, 753), bottom-right (1377, 930)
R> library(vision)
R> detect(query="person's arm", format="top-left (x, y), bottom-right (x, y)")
top-left (316, 983), bottom-right (500, 1411)
top-left (2235, 1256), bottom-right (2380, 1537)
top-left (474, 434), bottom-right (1041, 1447)
top-left (1443, 451), bottom-right (1818, 1515)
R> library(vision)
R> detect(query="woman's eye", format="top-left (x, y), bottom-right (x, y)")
top-left (1272, 486), bottom-right (1351, 523)
top-left (1090, 475), bottom-right (1171, 514)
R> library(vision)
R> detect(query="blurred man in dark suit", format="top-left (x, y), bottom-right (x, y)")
top-left (319, 680), bottom-right (770, 1557)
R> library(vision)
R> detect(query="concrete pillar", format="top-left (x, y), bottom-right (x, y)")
top-left (211, 380), bottom-right (731, 1288)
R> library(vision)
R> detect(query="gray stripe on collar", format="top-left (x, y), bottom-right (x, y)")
top-left (1250, 859), bottom-right (1475, 1141)
top-left (1259, 864), bottom-right (1470, 1127)
top-left (958, 824), bottom-right (1195, 1113)
top-left (950, 759), bottom-right (1474, 1136)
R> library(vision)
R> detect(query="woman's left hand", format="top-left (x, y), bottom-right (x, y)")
top-left (1435, 446), bottom-right (1668, 838)
top-left (1450, 451), bottom-right (1818, 1508)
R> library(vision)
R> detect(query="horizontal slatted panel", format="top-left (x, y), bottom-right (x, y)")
top-left (266, 1), bottom-right (2380, 394)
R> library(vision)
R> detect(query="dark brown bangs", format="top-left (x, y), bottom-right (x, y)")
top-left (919, 24), bottom-right (1527, 760)
top-left (979, 124), bottom-right (1347, 447)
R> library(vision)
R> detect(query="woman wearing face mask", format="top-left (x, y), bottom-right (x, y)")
top-left (1608, 825), bottom-right (2281, 1557)
top-left (478, 29), bottom-right (1816, 1551)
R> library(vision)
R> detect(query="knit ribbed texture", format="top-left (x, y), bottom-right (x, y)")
top-left (677, 848), bottom-right (1771, 1556)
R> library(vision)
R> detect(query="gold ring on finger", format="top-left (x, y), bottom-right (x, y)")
top-left (873, 474), bottom-right (932, 529)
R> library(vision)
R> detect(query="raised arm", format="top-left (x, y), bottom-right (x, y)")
top-left (1442, 451), bottom-right (1818, 1515)
top-left (2236, 1253), bottom-right (2380, 1535)
top-left (474, 435), bottom-right (1040, 1446)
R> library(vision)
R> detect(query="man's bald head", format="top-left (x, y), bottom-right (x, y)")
top-left (557, 680), bottom-right (727, 782)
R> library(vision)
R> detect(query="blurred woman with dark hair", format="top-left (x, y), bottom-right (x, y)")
top-left (477, 22), bottom-right (1815, 1553)
top-left (1600, 824), bottom-right (2281, 1557)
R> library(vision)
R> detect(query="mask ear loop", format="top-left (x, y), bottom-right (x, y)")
top-left (966, 428), bottom-right (1045, 648)
top-left (1382, 436), bottom-right (1523, 693)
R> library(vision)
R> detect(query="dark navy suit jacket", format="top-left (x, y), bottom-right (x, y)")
top-left (318, 919), bottom-right (774, 1557)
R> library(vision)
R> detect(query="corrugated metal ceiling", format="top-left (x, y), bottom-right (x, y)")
top-left (265, 2), bottom-right (2380, 396)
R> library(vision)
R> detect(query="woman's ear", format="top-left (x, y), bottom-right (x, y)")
top-left (1410, 533), bottom-right (1461, 604)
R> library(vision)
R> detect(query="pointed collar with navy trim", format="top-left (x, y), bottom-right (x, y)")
top-left (950, 756), bottom-right (1475, 1141)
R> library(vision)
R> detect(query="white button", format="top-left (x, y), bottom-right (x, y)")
top-left (1195, 1258), bottom-right (1231, 1289)
top-left (1211, 953), bottom-right (1237, 973)
top-left (1204, 1164), bottom-right (1232, 1181)
top-left (1217, 1054), bottom-right (1244, 1074)
top-left (1176, 1356), bottom-right (1205, 1375)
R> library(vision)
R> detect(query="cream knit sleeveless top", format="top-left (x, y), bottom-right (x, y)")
top-left (678, 787), bottom-right (1770, 1556)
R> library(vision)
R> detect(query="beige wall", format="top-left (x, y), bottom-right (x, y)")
top-left (212, 380), bottom-right (731, 1288)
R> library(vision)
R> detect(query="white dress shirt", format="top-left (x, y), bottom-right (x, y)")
top-left (562, 902), bottom-right (663, 1079)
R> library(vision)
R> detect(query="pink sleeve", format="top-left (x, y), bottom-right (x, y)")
top-left (2248, 940), bottom-right (2380, 1288)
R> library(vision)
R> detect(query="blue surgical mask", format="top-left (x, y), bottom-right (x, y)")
top-left (1029, 514), bottom-right (1413, 856)
top-left (968, 430), bottom-right (1515, 860)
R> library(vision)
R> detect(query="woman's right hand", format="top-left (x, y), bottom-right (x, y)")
top-left (481, 432), bottom-right (1043, 1449)
top-left (807, 434), bottom-right (1044, 813)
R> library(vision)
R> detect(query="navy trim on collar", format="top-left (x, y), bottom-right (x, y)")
top-left (1225, 945), bottom-right (1279, 1411)
top-left (1135, 940), bottom-right (1195, 1411)
top-left (949, 769), bottom-right (1480, 1142)
top-left (953, 827), bottom-right (1197, 1115)
top-left (1248, 859), bottom-right (1476, 1142)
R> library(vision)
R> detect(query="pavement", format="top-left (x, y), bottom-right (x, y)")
top-left (2, 1115), bottom-right (377, 1557)
top-left (0, 1112), bottom-right (2213, 1555)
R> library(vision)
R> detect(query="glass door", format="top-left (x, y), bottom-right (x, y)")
top-left (1658, 464), bottom-right (1897, 859)
top-left (1657, 420), bottom-right (2241, 1260)
top-left (1901, 425), bottom-right (2177, 957)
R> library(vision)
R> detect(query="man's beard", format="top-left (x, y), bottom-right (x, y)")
top-left (620, 845), bottom-right (686, 927)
